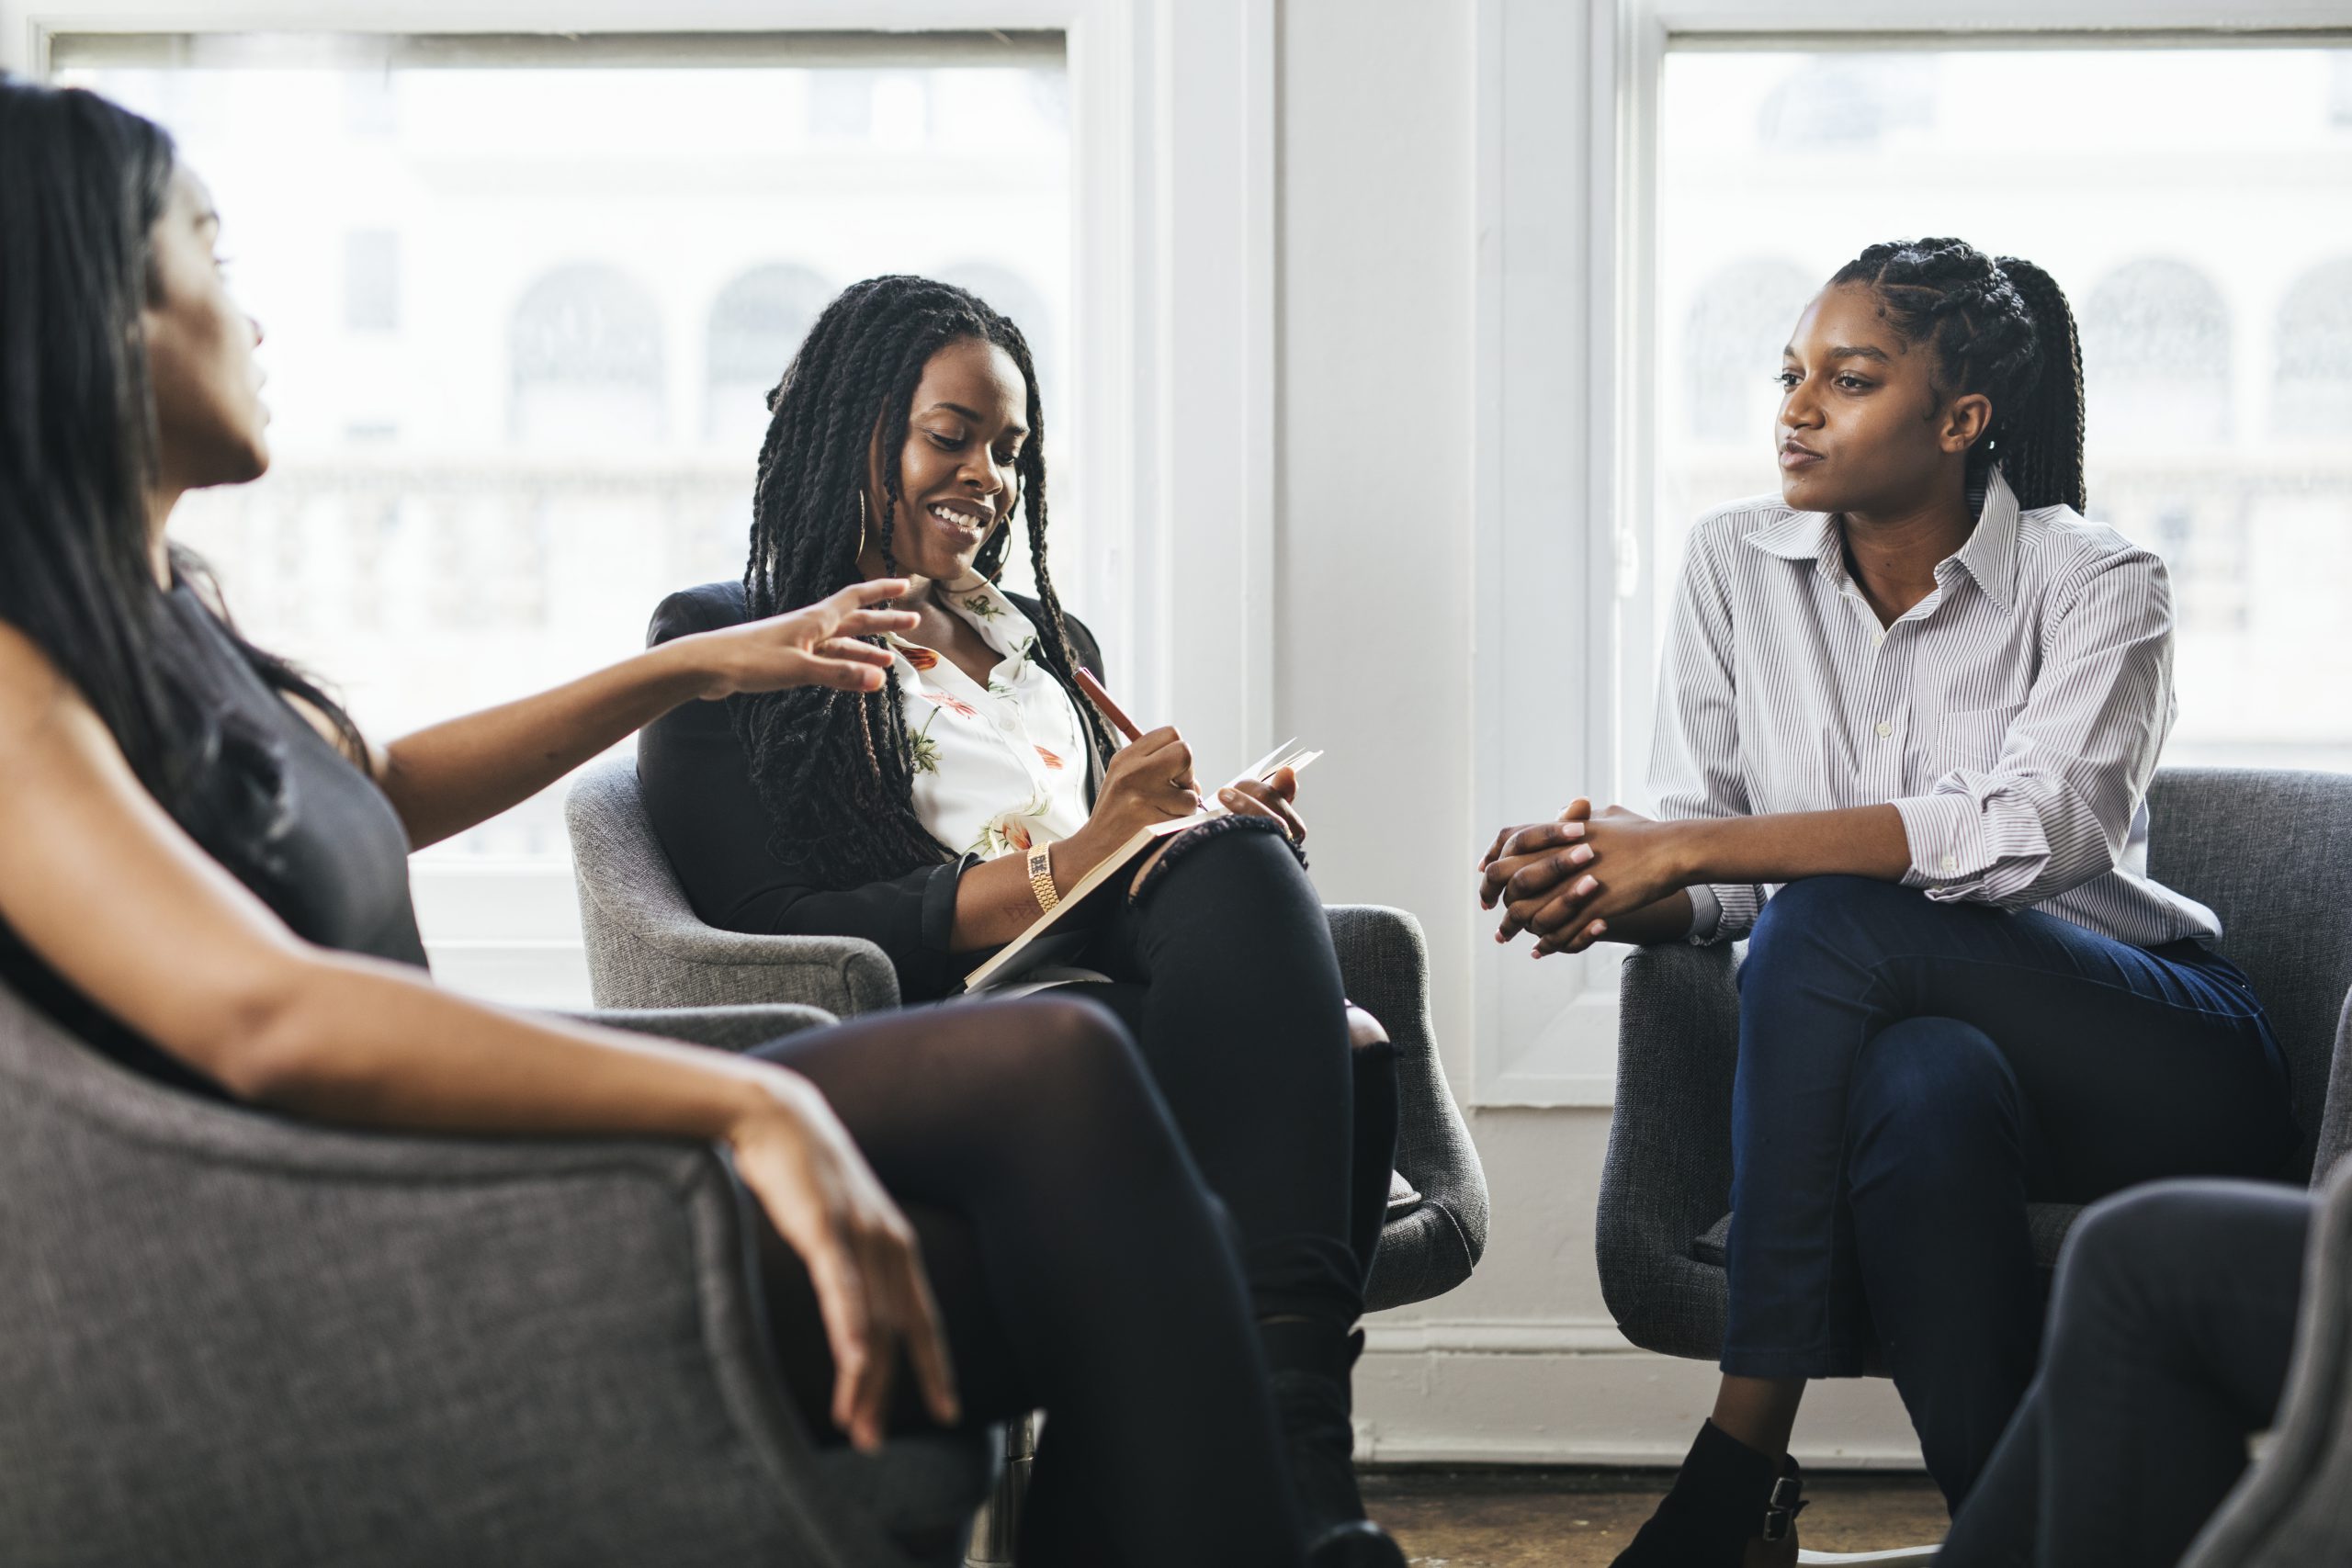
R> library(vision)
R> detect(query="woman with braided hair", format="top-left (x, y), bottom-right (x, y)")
top-left (0, 83), bottom-right (1325, 1568)
top-left (1478, 239), bottom-right (2294, 1563)
top-left (639, 275), bottom-right (1407, 1566)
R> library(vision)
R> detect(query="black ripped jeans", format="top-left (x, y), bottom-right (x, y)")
top-left (747, 994), bottom-right (1306, 1568)
top-left (1064, 820), bottom-right (1395, 1330)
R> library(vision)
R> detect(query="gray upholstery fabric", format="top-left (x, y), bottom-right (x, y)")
top-left (1599, 767), bottom-right (2352, 1367)
top-left (567, 754), bottom-right (902, 1016)
top-left (0, 987), bottom-right (984, 1568)
top-left (565, 752), bottom-right (1488, 1314)
top-left (2180, 1157), bottom-right (2352, 1568)
top-left (2145, 769), bottom-right (2352, 1181)
top-left (1328, 904), bottom-right (1490, 1312)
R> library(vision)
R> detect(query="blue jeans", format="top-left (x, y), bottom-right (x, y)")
top-left (1720, 876), bottom-right (2293, 1505)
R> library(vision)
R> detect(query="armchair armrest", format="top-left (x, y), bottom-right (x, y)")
top-left (0, 1005), bottom-right (909, 1568)
top-left (1598, 941), bottom-right (1743, 1360)
top-left (1324, 904), bottom-right (1489, 1312)
top-left (2314, 986), bottom-right (2352, 1187)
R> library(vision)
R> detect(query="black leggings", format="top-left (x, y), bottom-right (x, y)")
top-left (1939, 1179), bottom-right (2309, 1568)
top-left (1069, 821), bottom-right (1391, 1326)
top-left (746, 995), bottom-right (1305, 1568)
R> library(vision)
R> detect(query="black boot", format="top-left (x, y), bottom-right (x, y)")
top-left (1609, 1420), bottom-right (1808, 1568)
top-left (1261, 1319), bottom-right (1407, 1568)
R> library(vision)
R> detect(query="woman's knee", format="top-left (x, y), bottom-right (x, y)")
top-left (1846, 1018), bottom-right (2022, 1185)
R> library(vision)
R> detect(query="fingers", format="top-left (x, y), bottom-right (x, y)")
top-left (817, 637), bottom-right (897, 668)
top-left (801, 657), bottom-right (890, 693)
top-left (842, 1228), bottom-right (902, 1452)
top-left (1498, 866), bottom-right (1600, 942)
top-left (894, 1247), bottom-right (961, 1428)
top-left (1218, 781), bottom-right (1306, 841)
top-left (831, 577), bottom-right (912, 610)
top-left (1557, 797), bottom-right (1594, 822)
top-left (1533, 918), bottom-right (1610, 957)
top-left (832, 606), bottom-right (922, 638)
top-left (1478, 822), bottom-right (1589, 908)
top-left (798, 1225), bottom-right (880, 1450)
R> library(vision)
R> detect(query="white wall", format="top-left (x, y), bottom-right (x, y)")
top-left (1274, 0), bottom-right (1922, 1467)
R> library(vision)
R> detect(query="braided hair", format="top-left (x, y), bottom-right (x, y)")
top-left (1828, 238), bottom-right (2086, 513)
top-left (732, 275), bottom-right (1114, 891)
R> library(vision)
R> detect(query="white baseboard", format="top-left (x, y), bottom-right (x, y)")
top-left (1354, 1315), bottom-right (1928, 1470)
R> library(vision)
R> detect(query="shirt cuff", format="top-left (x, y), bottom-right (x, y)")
top-left (1893, 793), bottom-right (1993, 889)
top-left (918, 854), bottom-right (979, 953)
top-left (1684, 884), bottom-right (1722, 943)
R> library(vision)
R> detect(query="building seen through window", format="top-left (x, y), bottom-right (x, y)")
top-left (61, 51), bottom-right (1073, 861)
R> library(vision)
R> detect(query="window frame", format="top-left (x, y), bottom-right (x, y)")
top-left (17, 0), bottom-right (1279, 998)
top-left (1468, 0), bottom-right (2352, 1107)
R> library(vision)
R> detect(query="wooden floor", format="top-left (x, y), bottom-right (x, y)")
top-left (1361, 1467), bottom-right (1950, 1567)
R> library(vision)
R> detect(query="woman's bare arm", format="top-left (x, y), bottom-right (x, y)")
top-left (0, 624), bottom-right (949, 1447)
top-left (350, 581), bottom-right (918, 850)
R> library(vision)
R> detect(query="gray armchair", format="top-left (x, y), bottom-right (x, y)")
top-left (0, 991), bottom-right (992, 1568)
top-left (1598, 766), bottom-right (2352, 1366)
top-left (564, 750), bottom-right (1490, 1315)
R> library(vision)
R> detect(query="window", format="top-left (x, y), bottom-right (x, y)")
top-left (1657, 45), bottom-right (2352, 777)
top-left (1473, 15), bottom-right (2352, 1104)
top-left (704, 263), bottom-right (833, 447)
top-left (2275, 257), bottom-right (2352, 437)
top-left (59, 37), bottom-right (1076, 870)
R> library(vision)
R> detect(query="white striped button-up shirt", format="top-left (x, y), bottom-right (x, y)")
top-left (1649, 467), bottom-right (2219, 949)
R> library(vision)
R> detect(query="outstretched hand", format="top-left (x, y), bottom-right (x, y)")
top-left (689, 578), bottom-right (923, 699)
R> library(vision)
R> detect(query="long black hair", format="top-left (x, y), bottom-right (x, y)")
top-left (733, 275), bottom-right (1113, 890)
top-left (0, 79), bottom-right (358, 848)
top-left (1828, 237), bottom-right (2086, 513)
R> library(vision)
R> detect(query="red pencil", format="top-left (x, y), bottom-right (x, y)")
top-left (1073, 667), bottom-right (1144, 742)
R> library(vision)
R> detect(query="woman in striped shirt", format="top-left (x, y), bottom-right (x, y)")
top-left (1479, 238), bottom-right (2295, 1565)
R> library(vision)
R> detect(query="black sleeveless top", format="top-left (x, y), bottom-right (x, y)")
top-left (0, 587), bottom-right (427, 1097)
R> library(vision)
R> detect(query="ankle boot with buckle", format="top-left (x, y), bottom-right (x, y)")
top-left (1608, 1420), bottom-right (1808, 1568)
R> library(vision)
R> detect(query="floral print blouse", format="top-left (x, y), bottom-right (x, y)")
top-left (894, 576), bottom-right (1095, 860)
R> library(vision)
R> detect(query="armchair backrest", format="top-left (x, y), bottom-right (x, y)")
top-left (564, 751), bottom-right (899, 1015)
top-left (2145, 768), bottom-right (2352, 1182)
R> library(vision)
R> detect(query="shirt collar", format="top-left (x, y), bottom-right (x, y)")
top-left (1740, 465), bottom-right (2022, 612)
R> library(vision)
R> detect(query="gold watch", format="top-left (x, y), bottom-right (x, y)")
top-left (1027, 844), bottom-right (1060, 914)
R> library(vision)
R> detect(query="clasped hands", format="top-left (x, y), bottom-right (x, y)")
top-left (1477, 798), bottom-right (1693, 956)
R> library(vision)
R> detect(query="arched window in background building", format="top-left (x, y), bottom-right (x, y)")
top-left (704, 263), bottom-right (834, 448)
top-left (1681, 256), bottom-right (1815, 444)
top-left (2273, 258), bottom-right (2352, 438)
top-left (2077, 258), bottom-right (2232, 446)
top-left (936, 263), bottom-right (1059, 412)
top-left (509, 264), bottom-right (666, 446)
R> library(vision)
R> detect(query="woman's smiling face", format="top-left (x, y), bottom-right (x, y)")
top-left (865, 335), bottom-right (1030, 584)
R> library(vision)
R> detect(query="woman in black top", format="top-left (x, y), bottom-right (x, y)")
top-left (0, 81), bottom-right (1314, 1568)
top-left (638, 275), bottom-right (1407, 1565)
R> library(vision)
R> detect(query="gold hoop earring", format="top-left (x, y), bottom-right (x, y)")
top-left (855, 492), bottom-right (868, 562)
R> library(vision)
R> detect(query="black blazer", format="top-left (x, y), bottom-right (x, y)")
top-left (638, 580), bottom-right (1106, 1002)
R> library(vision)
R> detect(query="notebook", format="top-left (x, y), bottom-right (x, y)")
top-left (960, 739), bottom-right (1321, 992)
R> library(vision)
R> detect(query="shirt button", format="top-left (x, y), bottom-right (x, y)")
top-left (1875, 720), bottom-right (1894, 738)
top-left (1872, 630), bottom-right (1885, 648)
top-left (1940, 852), bottom-right (1958, 873)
